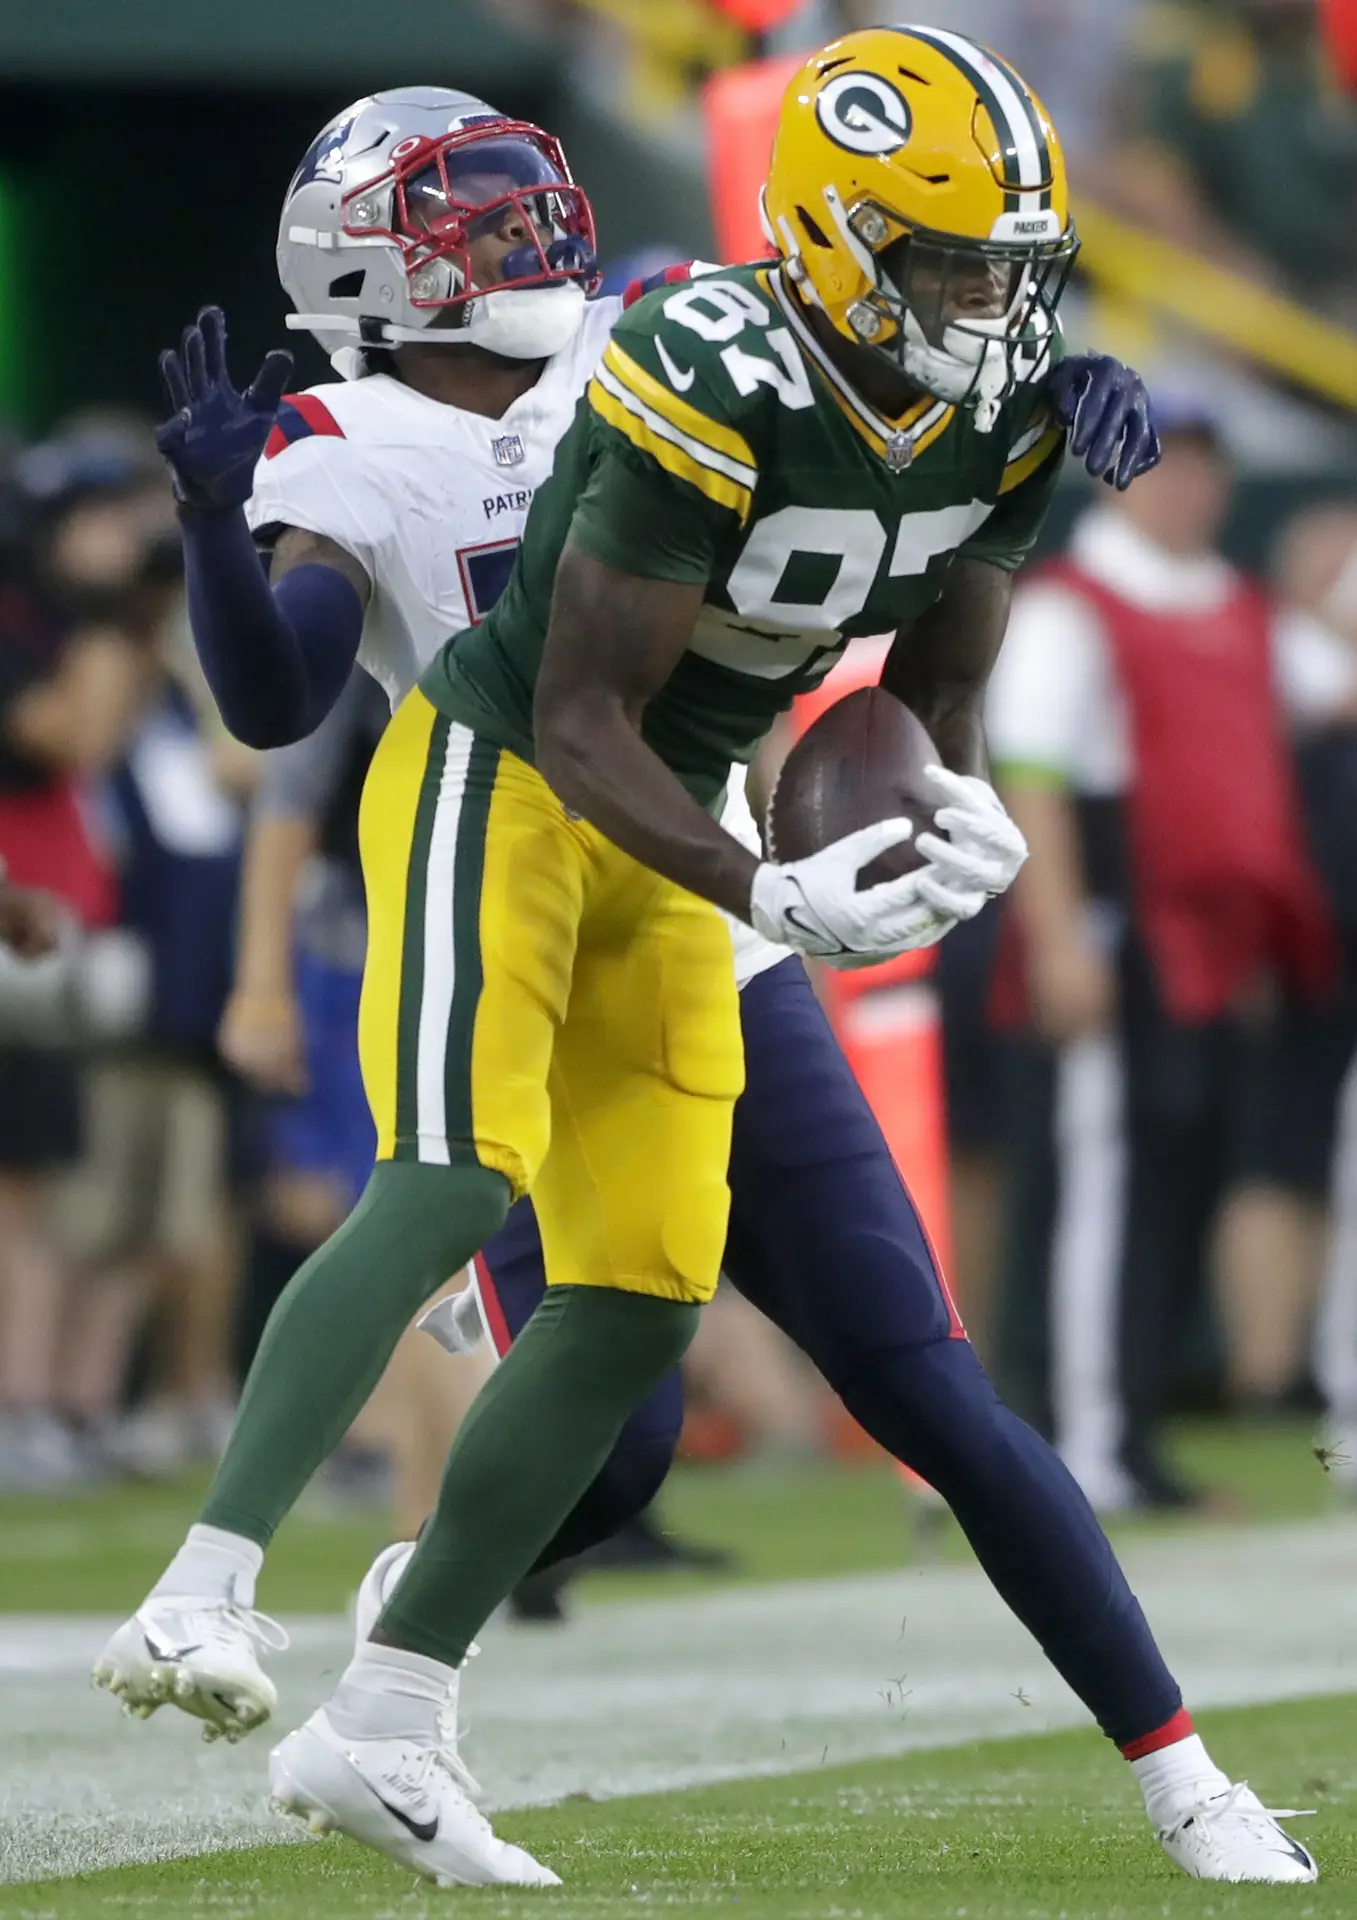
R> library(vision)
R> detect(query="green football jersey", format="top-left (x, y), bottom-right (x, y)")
top-left (423, 262), bottom-right (1065, 804)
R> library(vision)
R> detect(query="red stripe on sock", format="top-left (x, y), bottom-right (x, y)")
top-left (1120, 1707), bottom-right (1195, 1761)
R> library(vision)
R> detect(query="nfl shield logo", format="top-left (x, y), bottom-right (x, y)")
top-left (492, 434), bottom-right (525, 468)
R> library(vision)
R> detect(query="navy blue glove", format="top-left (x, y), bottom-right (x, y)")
top-left (155, 306), bottom-right (293, 512)
top-left (1047, 352), bottom-right (1160, 492)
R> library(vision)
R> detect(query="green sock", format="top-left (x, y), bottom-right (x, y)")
top-left (202, 1161), bottom-right (509, 1547)
top-left (377, 1285), bottom-right (698, 1665)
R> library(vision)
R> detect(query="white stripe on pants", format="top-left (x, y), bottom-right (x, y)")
top-left (414, 721), bottom-right (475, 1165)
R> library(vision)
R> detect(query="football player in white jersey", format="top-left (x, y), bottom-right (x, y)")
top-left (93, 87), bottom-right (1313, 1895)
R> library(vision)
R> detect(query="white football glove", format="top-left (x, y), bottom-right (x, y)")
top-left (913, 766), bottom-right (1028, 903)
top-left (750, 818), bottom-right (942, 965)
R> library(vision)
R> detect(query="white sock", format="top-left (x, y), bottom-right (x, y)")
top-left (150, 1524), bottom-right (264, 1609)
top-left (1131, 1733), bottom-right (1231, 1830)
top-left (326, 1643), bottom-right (464, 1742)
top-left (343, 1641), bottom-right (459, 1703)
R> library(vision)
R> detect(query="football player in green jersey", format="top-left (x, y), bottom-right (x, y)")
top-left (102, 27), bottom-right (1315, 1895)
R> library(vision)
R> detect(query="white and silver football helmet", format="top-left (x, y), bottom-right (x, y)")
top-left (278, 88), bottom-right (599, 377)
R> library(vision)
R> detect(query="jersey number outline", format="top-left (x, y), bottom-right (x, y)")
top-left (456, 538), bottom-right (520, 626)
top-left (661, 280), bottom-right (813, 412)
top-left (725, 501), bottom-right (994, 634)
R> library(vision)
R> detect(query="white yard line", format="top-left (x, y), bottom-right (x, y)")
top-left (3, 1516), bottom-right (1356, 1884)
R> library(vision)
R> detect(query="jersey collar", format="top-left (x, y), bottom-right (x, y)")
top-left (762, 266), bottom-right (955, 468)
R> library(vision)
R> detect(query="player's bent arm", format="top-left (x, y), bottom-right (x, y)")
top-left (879, 557), bottom-right (1013, 776)
top-left (534, 541), bottom-right (761, 922)
top-left (180, 509), bottom-right (369, 750)
top-left (535, 545), bottom-right (932, 964)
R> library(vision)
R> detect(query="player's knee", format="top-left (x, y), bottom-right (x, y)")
top-left (357, 1160), bottom-right (511, 1295)
top-left (833, 1333), bottom-right (1005, 1482)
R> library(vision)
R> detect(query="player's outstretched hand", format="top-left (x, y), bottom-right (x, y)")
top-left (1047, 351), bottom-right (1159, 491)
top-left (751, 819), bottom-right (962, 967)
top-left (155, 306), bottom-right (293, 512)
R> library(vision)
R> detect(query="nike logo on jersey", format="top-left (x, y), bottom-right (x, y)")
top-left (655, 337), bottom-right (696, 393)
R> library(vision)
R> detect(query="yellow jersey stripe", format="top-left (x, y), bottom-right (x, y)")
top-left (906, 406), bottom-right (957, 463)
top-left (890, 393), bottom-right (937, 434)
top-left (601, 340), bottom-right (758, 473)
top-left (593, 361), bottom-right (758, 487)
top-left (588, 377), bottom-right (754, 521)
top-left (1000, 423), bottom-right (1063, 494)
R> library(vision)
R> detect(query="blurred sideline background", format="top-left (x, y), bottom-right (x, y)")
top-left (2, 0), bottom-right (1357, 1615)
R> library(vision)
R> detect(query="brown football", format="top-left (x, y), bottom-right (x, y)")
top-left (766, 687), bottom-right (940, 888)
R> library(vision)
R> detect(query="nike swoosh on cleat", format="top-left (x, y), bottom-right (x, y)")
top-left (1273, 1836), bottom-right (1314, 1870)
top-left (373, 1790), bottom-right (439, 1844)
top-left (143, 1632), bottom-right (200, 1662)
top-left (655, 337), bottom-right (695, 393)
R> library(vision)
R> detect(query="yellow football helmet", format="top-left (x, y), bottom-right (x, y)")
top-left (763, 25), bottom-right (1078, 429)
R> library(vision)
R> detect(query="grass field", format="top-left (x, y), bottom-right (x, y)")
top-left (2, 1419), bottom-right (1352, 1917)
top-left (10, 1695), bottom-right (1353, 1919)
top-left (0, 1416), bottom-right (1338, 1614)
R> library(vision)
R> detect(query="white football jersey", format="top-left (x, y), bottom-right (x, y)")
top-left (244, 296), bottom-right (783, 989)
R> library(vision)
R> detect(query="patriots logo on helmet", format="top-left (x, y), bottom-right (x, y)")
top-left (290, 115), bottom-right (358, 192)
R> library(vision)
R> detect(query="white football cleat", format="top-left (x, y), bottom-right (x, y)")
top-left (1159, 1782), bottom-right (1317, 1883)
top-left (92, 1596), bottom-right (287, 1742)
top-left (269, 1698), bottom-right (558, 1887)
top-left (352, 1540), bottom-right (416, 1649)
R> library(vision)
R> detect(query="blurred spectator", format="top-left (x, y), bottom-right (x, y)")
top-left (0, 438), bottom-right (161, 1488)
top-left (1282, 505), bottom-right (1357, 1485)
top-left (986, 403), bottom-right (1334, 1511)
top-left (1115, 0), bottom-right (1357, 312)
top-left (51, 612), bottom-right (252, 1475)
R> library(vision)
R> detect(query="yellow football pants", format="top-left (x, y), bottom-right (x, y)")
top-left (356, 689), bottom-right (743, 1306)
